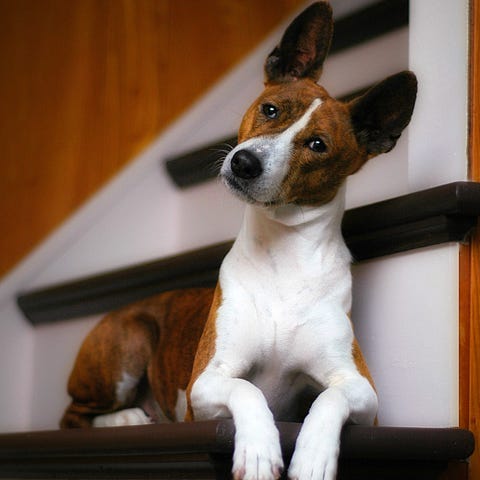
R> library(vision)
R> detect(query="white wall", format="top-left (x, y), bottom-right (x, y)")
top-left (408, 0), bottom-right (469, 190)
top-left (0, 0), bottom-right (469, 432)
top-left (0, 302), bottom-right (34, 432)
top-left (353, 244), bottom-right (460, 427)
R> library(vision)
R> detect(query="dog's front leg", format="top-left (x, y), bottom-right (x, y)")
top-left (190, 369), bottom-right (284, 480)
top-left (288, 374), bottom-right (377, 480)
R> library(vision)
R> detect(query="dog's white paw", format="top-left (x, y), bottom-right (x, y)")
top-left (232, 424), bottom-right (283, 480)
top-left (92, 408), bottom-right (152, 427)
top-left (288, 436), bottom-right (339, 480)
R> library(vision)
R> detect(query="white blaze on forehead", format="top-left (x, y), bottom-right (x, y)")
top-left (279, 97), bottom-right (323, 142)
top-left (264, 97), bottom-right (323, 188)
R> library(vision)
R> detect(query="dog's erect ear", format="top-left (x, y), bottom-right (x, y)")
top-left (265, 2), bottom-right (333, 84)
top-left (349, 71), bottom-right (418, 157)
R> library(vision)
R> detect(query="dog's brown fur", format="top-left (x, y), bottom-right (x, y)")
top-left (61, 288), bottom-right (214, 428)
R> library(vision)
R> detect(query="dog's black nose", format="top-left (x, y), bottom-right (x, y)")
top-left (230, 150), bottom-right (263, 179)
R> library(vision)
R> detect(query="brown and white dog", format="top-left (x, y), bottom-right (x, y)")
top-left (61, 3), bottom-right (417, 479)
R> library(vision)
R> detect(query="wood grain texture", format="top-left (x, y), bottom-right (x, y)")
top-left (0, 0), bottom-right (303, 278)
top-left (460, 0), bottom-right (480, 478)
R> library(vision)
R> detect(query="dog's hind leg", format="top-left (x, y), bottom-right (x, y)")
top-left (60, 308), bottom-right (158, 428)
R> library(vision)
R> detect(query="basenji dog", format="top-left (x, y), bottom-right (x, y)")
top-left (61, 3), bottom-right (417, 479)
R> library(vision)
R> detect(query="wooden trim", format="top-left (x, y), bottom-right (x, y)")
top-left (0, 421), bottom-right (474, 479)
top-left (165, 0), bottom-right (409, 189)
top-left (470, 0), bottom-right (480, 184)
top-left (460, 223), bottom-right (480, 479)
top-left (16, 182), bottom-right (480, 325)
top-left (460, 1), bottom-right (480, 478)
top-left (330, 0), bottom-right (408, 54)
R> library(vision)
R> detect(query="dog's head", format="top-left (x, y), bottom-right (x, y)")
top-left (221, 2), bottom-right (417, 207)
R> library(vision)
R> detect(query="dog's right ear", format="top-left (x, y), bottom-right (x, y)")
top-left (349, 71), bottom-right (417, 160)
top-left (264, 2), bottom-right (333, 84)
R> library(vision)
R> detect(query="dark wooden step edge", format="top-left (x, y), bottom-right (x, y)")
top-left (165, 0), bottom-right (409, 188)
top-left (0, 421), bottom-right (474, 479)
top-left (16, 181), bottom-right (480, 325)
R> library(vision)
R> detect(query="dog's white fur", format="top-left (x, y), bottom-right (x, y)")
top-left (188, 98), bottom-right (378, 480)
top-left (72, 3), bottom-right (418, 479)
top-left (190, 178), bottom-right (377, 480)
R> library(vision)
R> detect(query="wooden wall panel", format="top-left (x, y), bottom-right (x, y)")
top-left (460, 0), bottom-right (480, 478)
top-left (0, 0), bottom-right (303, 278)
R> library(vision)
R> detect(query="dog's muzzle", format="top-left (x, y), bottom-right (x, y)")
top-left (221, 139), bottom-right (285, 205)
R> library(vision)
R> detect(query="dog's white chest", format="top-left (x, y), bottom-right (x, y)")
top-left (212, 200), bottom-right (354, 416)
top-left (222, 200), bottom-right (352, 320)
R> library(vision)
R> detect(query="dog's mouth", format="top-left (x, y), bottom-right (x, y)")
top-left (222, 173), bottom-right (258, 204)
top-left (222, 173), bottom-right (283, 208)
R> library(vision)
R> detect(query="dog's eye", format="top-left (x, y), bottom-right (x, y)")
top-left (262, 104), bottom-right (279, 119)
top-left (306, 137), bottom-right (327, 153)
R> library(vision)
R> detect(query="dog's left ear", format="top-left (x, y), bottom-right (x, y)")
top-left (265, 2), bottom-right (333, 84)
top-left (349, 71), bottom-right (418, 158)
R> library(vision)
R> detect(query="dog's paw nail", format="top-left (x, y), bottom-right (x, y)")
top-left (233, 468), bottom-right (246, 480)
top-left (232, 437), bottom-right (283, 480)
top-left (288, 442), bottom-right (339, 480)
